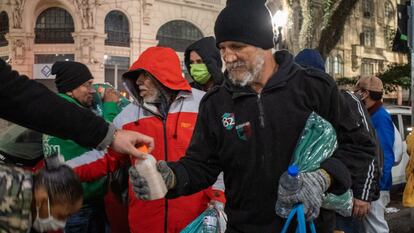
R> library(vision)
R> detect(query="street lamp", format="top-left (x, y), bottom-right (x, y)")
top-left (272, 9), bottom-right (288, 50)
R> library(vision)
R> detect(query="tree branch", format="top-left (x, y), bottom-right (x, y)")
top-left (316, 0), bottom-right (360, 59)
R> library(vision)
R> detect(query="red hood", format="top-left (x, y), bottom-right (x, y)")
top-left (123, 47), bottom-right (191, 92)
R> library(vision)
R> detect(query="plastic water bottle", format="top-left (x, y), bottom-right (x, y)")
top-left (275, 165), bottom-right (302, 217)
top-left (202, 205), bottom-right (218, 233)
top-left (134, 146), bottom-right (167, 200)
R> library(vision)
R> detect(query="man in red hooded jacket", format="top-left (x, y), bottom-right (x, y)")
top-left (109, 46), bottom-right (225, 233)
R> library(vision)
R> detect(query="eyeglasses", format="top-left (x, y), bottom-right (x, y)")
top-left (81, 81), bottom-right (93, 89)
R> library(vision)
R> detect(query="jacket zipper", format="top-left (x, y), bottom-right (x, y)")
top-left (257, 94), bottom-right (265, 128)
top-left (162, 118), bottom-right (169, 233)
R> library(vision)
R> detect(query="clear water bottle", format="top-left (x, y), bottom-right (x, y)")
top-left (275, 165), bottom-right (302, 217)
top-left (202, 205), bottom-right (218, 233)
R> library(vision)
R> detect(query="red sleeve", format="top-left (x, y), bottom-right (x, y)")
top-left (73, 149), bottom-right (129, 182)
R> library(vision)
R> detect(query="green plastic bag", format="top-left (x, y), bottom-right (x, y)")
top-left (291, 112), bottom-right (353, 217)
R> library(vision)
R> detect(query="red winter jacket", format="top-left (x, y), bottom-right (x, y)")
top-left (114, 47), bottom-right (224, 233)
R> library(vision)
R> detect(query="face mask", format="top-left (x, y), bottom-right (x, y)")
top-left (32, 198), bottom-right (66, 232)
top-left (190, 63), bottom-right (211, 85)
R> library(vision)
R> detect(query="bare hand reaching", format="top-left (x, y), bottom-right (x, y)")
top-left (110, 129), bottom-right (154, 159)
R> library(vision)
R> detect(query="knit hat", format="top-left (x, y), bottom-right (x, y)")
top-left (355, 76), bottom-right (383, 93)
top-left (52, 61), bottom-right (94, 93)
top-left (214, 0), bottom-right (274, 49)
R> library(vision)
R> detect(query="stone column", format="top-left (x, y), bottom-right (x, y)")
top-left (72, 31), bottom-right (106, 82)
top-left (6, 29), bottom-right (34, 77)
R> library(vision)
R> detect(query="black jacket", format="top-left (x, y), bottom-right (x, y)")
top-left (184, 36), bottom-right (224, 91)
top-left (0, 59), bottom-right (113, 150)
top-left (167, 51), bottom-right (376, 233)
top-left (341, 90), bottom-right (381, 202)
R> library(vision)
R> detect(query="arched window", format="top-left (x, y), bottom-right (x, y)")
top-left (334, 56), bottom-right (343, 76)
top-left (35, 8), bottom-right (74, 43)
top-left (105, 11), bottom-right (130, 47)
top-left (385, 1), bottom-right (394, 19)
top-left (0, 11), bottom-right (9, 47)
top-left (156, 20), bottom-right (203, 52)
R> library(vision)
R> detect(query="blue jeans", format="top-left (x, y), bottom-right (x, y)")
top-left (65, 201), bottom-right (109, 233)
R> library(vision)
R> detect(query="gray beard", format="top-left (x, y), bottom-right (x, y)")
top-left (228, 55), bottom-right (265, 87)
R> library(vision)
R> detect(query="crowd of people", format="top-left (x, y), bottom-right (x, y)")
top-left (0, 0), bottom-right (412, 233)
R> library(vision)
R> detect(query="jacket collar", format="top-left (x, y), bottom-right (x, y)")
top-left (58, 93), bottom-right (84, 108)
top-left (223, 50), bottom-right (299, 99)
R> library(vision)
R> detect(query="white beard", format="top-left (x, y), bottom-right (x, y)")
top-left (227, 54), bottom-right (265, 87)
top-left (142, 89), bottom-right (161, 104)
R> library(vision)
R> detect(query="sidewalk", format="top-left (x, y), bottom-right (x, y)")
top-left (386, 184), bottom-right (414, 233)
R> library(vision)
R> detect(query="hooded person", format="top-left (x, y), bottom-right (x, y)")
top-left (295, 49), bottom-right (381, 233)
top-left (129, 0), bottom-right (376, 232)
top-left (108, 46), bottom-right (225, 233)
top-left (184, 36), bottom-right (224, 91)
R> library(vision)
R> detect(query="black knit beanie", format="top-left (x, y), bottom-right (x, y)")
top-left (214, 0), bottom-right (274, 49)
top-left (52, 61), bottom-right (94, 93)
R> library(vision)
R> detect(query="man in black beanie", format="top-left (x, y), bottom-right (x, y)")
top-left (46, 61), bottom-right (121, 233)
top-left (130, 1), bottom-right (376, 232)
top-left (52, 61), bottom-right (95, 107)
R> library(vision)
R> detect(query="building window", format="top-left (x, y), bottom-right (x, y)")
top-left (0, 11), bottom-right (9, 47)
top-left (333, 56), bottom-right (343, 76)
top-left (104, 56), bottom-right (130, 93)
top-left (385, 1), bottom-right (394, 19)
top-left (156, 20), bottom-right (203, 52)
top-left (325, 56), bottom-right (332, 75)
top-left (363, 0), bottom-right (373, 18)
top-left (35, 8), bottom-right (74, 43)
top-left (361, 59), bottom-right (375, 75)
top-left (363, 27), bottom-right (375, 47)
top-left (105, 11), bottom-right (130, 47)
top-left (34, 54), bottom-right (75, 64)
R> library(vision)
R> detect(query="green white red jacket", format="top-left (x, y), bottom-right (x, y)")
top-left (42, 93), bottom-right (121, 202)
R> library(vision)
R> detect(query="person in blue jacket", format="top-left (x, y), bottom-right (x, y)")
top-left (354, 76), bottom-right (394, 233)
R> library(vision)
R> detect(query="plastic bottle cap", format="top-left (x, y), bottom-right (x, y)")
top-left (137, 145), bottom-right (149, 154)
top-left (287, 165), bottom-right (299, 177)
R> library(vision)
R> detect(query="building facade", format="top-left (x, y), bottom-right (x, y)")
top-left (0, 0), bottom-right (408, 94)
top-left (323, 0), bottom-right (407, 79)
top-left (0, 0), bottom-right (223, 91)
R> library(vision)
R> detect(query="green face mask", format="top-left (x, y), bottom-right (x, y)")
top-left (190, 63), bottom-right (211, 85)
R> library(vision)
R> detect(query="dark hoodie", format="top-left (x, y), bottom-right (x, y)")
top-left (167, 50), bottom-right (376, 232)
top-left (295, 49), bottom-right (380, 202)
top-left (184, 36), bottom-right (223, 91)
